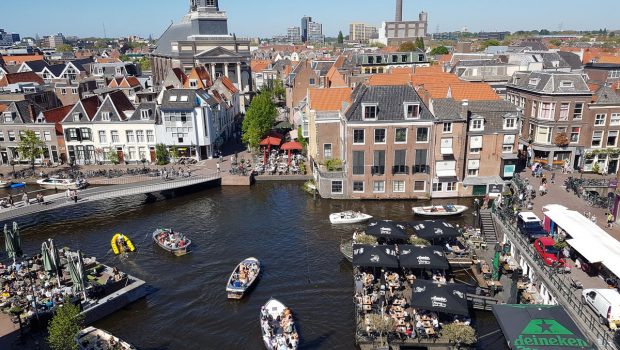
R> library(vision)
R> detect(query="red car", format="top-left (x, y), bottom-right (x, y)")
top-left (533, 237), bottom-right (567, 268)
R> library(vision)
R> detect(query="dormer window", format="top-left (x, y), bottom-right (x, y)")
top-left (528, 78), bottom-right (540, 86)
top-left (504, 118), bottom-right (516, 129)
top-left (101, 112), bottom-right (111, 121)
top-left (470, 118), bottom-right (484, 131)
top-left (180, 96), bottom-right (189, 102)
top-left (404, 103), bottom-right (420, 119)
top-left (189, 79), bottom-right (198, 88)
top-left (560, 80), bottom-right (574, 88)
top-left (72, 113), bottom-right (82, 122)
top-left (140, 109), bottom-right (151, 120)
top-left (3, 112), bottom-right (13, 123)
top-left (363, 104), bottom-right (378, 120)
top-left (169, 95), bottom-right (178, 102)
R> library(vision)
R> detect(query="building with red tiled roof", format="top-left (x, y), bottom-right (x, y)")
top-left (0, 71), bottom-right (44, 88)
top-left (308, 87), bottom-right (351, 112)
top-left (183, 66), bottom-right (212, 90)
top-left (1, 55), bottom-right (45, 65)
top-left (250, 60), bottom-right (271, 73)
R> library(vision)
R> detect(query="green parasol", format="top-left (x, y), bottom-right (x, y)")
top-left (42, 242), bottom-right (53, 272)
top-left (68, 251), bottom-right (86, 293)
top-left (4, 223), bottom-right (23, 263)
top-left (492, 251), bottom-right (501, 281)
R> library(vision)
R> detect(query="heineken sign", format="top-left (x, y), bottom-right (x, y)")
top-left (513, 319), bottom-right (590, 349)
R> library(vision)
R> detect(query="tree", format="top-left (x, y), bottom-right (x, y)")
top-left (539, 29), bottom-right (551, 35)
top-left (297, 126), bottom-right (307, 149)
top-left (554, 133), bottom-right (569, 147)
top-left (155, 143), bottom-right (170, 165)
top-left (480, 39), bottom-right (501, 51)
top-left (56, 44), bottom-right (73, 53)
top-left (119, 54), bottom-right (130, 62)
top-left (442, 323), bottom-right (477, 348)
top-left (108, 151), bottom-right (120, 165)
top-left (366, 314), bottom-right (396, 347)
top-left (398, 41), bottom-right (417, 52)
top-left (47, 303), bottom-right (84, 350)
top-left (430, 46), bottom-right (450, 55)
top-left (549, 39), bottom-right (562, 47)
top-left (337, 31), bottom-right (344, 44)
top-left (139, 57), bottom-right (151, 71)
top-left (170, 146), bottom-right (179, 162)
top-left (415, 37), bottom-right (425, 51)
top-left (355, 234), bottom-right (377, 245)
top-left (409, 236), bottom-right (431, 246)
top-left (242, 92), bottom-right (277, 149)
top-left (265, 79), bottom-right (285, 101)
top-left (17, 130), bottom-right (45, 173)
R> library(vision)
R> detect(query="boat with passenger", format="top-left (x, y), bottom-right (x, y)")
top-left (412, 204), bottom-right (468, 217)
top-left (111, 233), bottom-right (136, 255)
top-left (37, 177), bottom-right (88, 190)
top-left (76, 326), bottom-right (137, 350)
top-left (152, 228), bottom-right (191, 256)
top-left (226, 257), bottom-right (261, 299)
top-left (329, 211), bottom-right (373, 224)
top-left (260, 298), bottom-right (299, 349)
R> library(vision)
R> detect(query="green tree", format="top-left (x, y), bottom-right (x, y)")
top-left (430, 45), bottom-right (450, 55)
top-left (415, 37), bottom-right (425, 51)
top-left (242, 92), bottom-right (277, 149)
top-left (442, 323), bottom-right (477, 347)
top-left (170, 146), bottom-right (179, 162)
top-left (539, 29), bottom-right (551, 35)
top-left (139, 57), bottom-right (151, 71)
top-left (108, 151), bottom-right (120, 165)
top-left (480, 39), bottom-right (501, 51)
top-left (155, 143), bottom-right (170, 165)
top-left (265, 79), bottom-right (285, 101)
top-left (17, 130), bottom-right (45, 173)
top-left (337, 31), bottom-right (344, 44)
top-left (549, 39), bottom-right (562, 47)
top-left (119, 54), bottom-right (130, 62)
top-left (56, 44), bottom-right (73, 53)
top-left (47, 303), bottom-right (84, 350)
top-left (398, 41), bottom-right (417, 52)
top-left (297, 126), bottom-right (307, 149)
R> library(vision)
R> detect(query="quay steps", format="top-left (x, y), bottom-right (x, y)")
top-left (480, 210), bottom-right (498, 245)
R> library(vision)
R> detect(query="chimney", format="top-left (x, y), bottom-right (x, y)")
top-left (460, 100), bottom-right (469, 119)
top-left (395, 0), bottom-right (403, 22)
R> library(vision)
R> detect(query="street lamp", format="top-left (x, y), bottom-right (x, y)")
top-left (10, 160), bottom-right (15, 177)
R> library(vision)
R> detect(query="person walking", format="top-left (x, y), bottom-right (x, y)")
top-left (217, 162), bottom-right (221, 174)
top-left (72, 190), bottom-right (78, 203)
top-left (22, 192), bottom-right (28, 205)
top-left (8, 195), bottom-right (14, 207)
top-left (607, 212), bottom-right (615, 229)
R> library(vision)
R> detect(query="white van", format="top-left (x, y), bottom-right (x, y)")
top-left (582, 288), bottom-right (620, 328)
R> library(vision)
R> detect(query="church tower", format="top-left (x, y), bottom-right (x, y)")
top-left (190, 0), bottom-right (219, 13)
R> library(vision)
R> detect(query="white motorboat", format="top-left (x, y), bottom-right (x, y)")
top-left (76, 326), bottom-right (137, 350)
top-left (0, 180), bottom-right (12, 188)
top-left (260, 298), bottom-right (299, 350)
top-left (226, 257), bottom-right (261, 299)
top-left (36, 177), bottom-right (87, 190)
top-left (329, 211), bottom-right (373, 224)
top-left (412, 204), bottom-right (468, 216)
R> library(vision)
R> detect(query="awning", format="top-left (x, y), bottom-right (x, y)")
top-left (470, 136), bottom-right (483, 148)
top-left (366, 220), bottom-right (409, 240)
top-left (602, 256), bottom-right (620, 279)
top-left (438, 176), bottom-right (458, 183)
top-left (411, 220), bottom-right (462, 241)
top-left (566, 238), bottom-right (604, 263)
top-left (352, 244), bottom-right (399, 268)
top-left (399, 245), bottom-right (449, 270)
top-left (503, 134), bottom-right (516, 145)
top-left (492, 304), bottom-right (593, 350)
top-left (436, 160), bottom-right (456, 177)
top-left (463, 176), bottom-right (504, 186)
top-left (501, 153), bottom-right (519, 160)
top-left (436, 169), bottom-right (457, 177)
top-left (440, 138), bottom-right (453, 155)
top-left (468, 160), bottom-right (480, 170)
top-left (410, 280), bottom-right (469, 316)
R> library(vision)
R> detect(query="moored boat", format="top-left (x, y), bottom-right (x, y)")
top-left (111, 233), bottom-right (136, 255)
top-left (412, 204), bottom-right (468, 217)
top-left (0, 180), bottom-right (12, 188)
top-left (329, 211), bottom-right (373, 224)
top-left (36, 177), bottom-right (88, 190)
top-left (76, 326), bottom-right (137, 350)
top-left (152, 228), bottom-right (191, 256)
top-left (226, 257), bottom-right (261, 299)
top-left (339, 239), bottom-right (353, 262)
top-left (260, 298), bottom-right (299, 349)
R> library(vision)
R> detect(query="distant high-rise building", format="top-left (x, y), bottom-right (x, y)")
top-left (301, 16), bottom-right (312, 42)
top-left (287, 26), bottom-right (301, 43)
top-left (307, 21), bottom-right (324, 43)
top-left (350, 23), bottom-right (378, 43)
top-left (46, 33), bottom-right (65, 48)
top-left (378, 0), bottom-right (428, 45)
top-left (0, 29), bottom-right (20, 47)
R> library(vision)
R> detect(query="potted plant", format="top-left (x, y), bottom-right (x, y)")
top-left (409, 235), bottom-right (430, 246)
top-left (553, 133), bottom-right (570, 147)
top-left (443, 323), bottom-right (477, 349)
top-left (366, 314), bottom-right (395, 350)
top-left (355, 233), bottom-right (378, 245)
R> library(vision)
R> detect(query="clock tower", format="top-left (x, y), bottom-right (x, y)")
top-left (190, 0), bottom-right (219, 13)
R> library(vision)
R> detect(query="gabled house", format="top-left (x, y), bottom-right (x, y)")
top-left (162, 68), bottom-right (188, 89)
top-left (108, 76), bottom-right (143, 103)
top-left (37, 104), bottom-right (75, 163)
top-left (184, 66), bottom-right (212, 90)
top-left (286, 59), bottom-right (320, 112)
top-left (60, 95), bottom-right (101, 165)
top-left (0, 72), bottom-right (44, 93)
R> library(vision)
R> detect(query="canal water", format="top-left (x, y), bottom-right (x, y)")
top-left (13, 182), bottom-right (506, 349)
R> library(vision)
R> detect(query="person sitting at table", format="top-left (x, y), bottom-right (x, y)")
top-left (416, 319), bottom-right (424, 329)
top-left (527, 282), bottom-right (537, 293)
top-left (406, 323), bottom-right (414, 338)
top-left (432, 317), bottom-right (440, 330)
top-left (403, 310), bottom-right (411, 322)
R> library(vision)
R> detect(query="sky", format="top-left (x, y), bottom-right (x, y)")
top-left (2, 0), bottom-right (619, 39)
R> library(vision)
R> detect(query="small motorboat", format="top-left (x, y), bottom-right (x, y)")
top-left (111, 233), bottom-right (136, 255)
top-left (0, 180), bottom-right (13, 188)
top-left (152, 228), bottom-right (191, 256)
top-left (10, 182), bottom-right (25, 189)
top-left (329, 211), bottom-right (373, 224)
top-left (76, 326), bottom-right (137, 350)
top-left (226, 257), bottom-right (261, 299)
top-left (260, 298), bottom-right (299, 350)
top-left (412, 204), bottom-right (468, 217)
top-left (36, 177), bottom-right (88, 190)
top-left (339, 239), bottom-right (353, 262)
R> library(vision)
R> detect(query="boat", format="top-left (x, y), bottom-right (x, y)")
top-left (10, 182), bottom-right (25, 189)
top-left (111, 233), bottom-right (136, 255)
top-left (260, 298), bottom-right (299, 349)
top-left (339, 239), bottom-right (353, 262)
top-left (329, 211), bottom-right (373, 224)
top-left (152, 228), bottom-right (191, 256)
top-left (226, 257), bottom-right (261, 299)
top-left (412, 204), bottom-right (468, 216)
top-left (0, 180), bottom-right (13, 188)
top-left (36, 177), bottom-right (88, 190)
top-left (76, 326), bottom-right (137, 350)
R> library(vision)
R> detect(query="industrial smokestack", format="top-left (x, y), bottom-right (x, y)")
top-left (395, 0), bottom-right (403, 21)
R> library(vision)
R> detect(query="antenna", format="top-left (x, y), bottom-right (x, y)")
top-left (102, 22), bottom-right (107, 39)
top-left (435, 25), bottom-right (440, 34)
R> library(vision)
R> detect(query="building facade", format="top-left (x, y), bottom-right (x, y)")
top-left (287, 27), bottom-right (301, 43)
top-left (349, 23), bottom-right (378, 43)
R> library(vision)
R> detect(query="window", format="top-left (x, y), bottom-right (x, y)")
top-left (139, 147), bottom-right (147, 160)
top-left (394, 150), bottom-right (407, 174)
top-left (535, 126), bottom-right (552, 144)
top-left (592, 131), bottom-right (603, 148)
top-left (528, 78), bottom-right (540, 86)
top-left (374, 129), bottom-right (386, 143)
top-left (101, 112), bottom-right (111, 121)
top-left (111, 130), bottom-right (119, 143)
top-left (67, 129), bottom-right (77, 140)
top-left (72, 88), bottom-right (78, 95)
top-left (395, 128), bottom-right (407, 143)
top-left (128, 147), bottom-right (136, 160)
top-left (612, 114), bottom-right (620, 126)
top-left (136, 130), bottom-right (145, 143)
top-left (60, 88), bottom-right (66, 95)
top-left (559, 103), bottom-right (569, 120)
top-left (610, 70), bottom-right (620, 79)
top-left (402, 55), bottom-right (408, 62)
top-left (126, 130), bottom-right (135, 143)
top-left (446, 182), bottom-right (457, 191)
top-left (352, 151), bottom-right (365, 175)
top-left (98, 131), bottom-right (107, 143)
top-left (309, 78), bottom-right (316, 85)
top-left (393, 180), bottom-right (405, 193)
top-left (353, 129), bottom-right (365, 144)
top-left (560, 80), bottom-right (574, 88)
top-left (470, 136), bottom-right (483, 153)
top-left (169, 95), bottom-right (178, 102)
top-left (373, 150), bottom-right (385, 175)
top-left (608, 131), bottom-right (618, 147)
top-left (573, 103), bottom-right (583, 119)
top-left (180, 96), bottom-right (188, 102)
top-left (595, 114), bottom-right (607, 126)
top-left (504, 118), bottom-right (516, 129)
top-left (3, 113), bottom-right (13, 123)
top-left (531, 101), bottom-right (538, 118)
top-left (353, 181), bottom-right (364, 193)
top-left (72, 113), bottom-right (81, 122)
top-left (331, 180), bottom-right (343, 194)
top-left (8, 131), bottom-right (15, 141)
top-left (503, 145), bottom-right (514, 153)
top-left (404, 104), bottom-right (420, 119)
top-left (80, 128), bottom-right (91, 141)
top-left (323, 144), bottom-right (332, 159)
top-left (570, 127), bottom-right (580, 143)
top-left (416, 128), bottom-right (429, 142)
top-left (373, 181), bottom-right (385, 193)
top-left (470, 119), bottom-right (483, 131)
top-left (140, 110), bottom-right (150, 120)
top-left (540, 102), bottom-right (554, 120)
top-left (146, 130), bottom-right (155, 143)
top-left (413, 181), bottom-right (425, 192)
top-left (0, 131), bottom-right (4, 141)
top-left (414, 149), bottom-right (428, 173)
top-left (189, 80), bottom-right (198, 88)
top-left (432, 182), bottom-right (443, 192)
top-left (43, 131), bottom-right (51, 141)
top-left (363, 104), bottom-right (377, 120)
top-left (468, 168), bottom-right (480, 176)
top-left (443, 122), bottom-right (452, 133)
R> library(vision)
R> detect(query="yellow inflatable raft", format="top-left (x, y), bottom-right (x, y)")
top-left (111, 234), bottom-right (136, 255)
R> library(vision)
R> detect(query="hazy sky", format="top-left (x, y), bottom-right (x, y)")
top-left (3, 0), bottom-right (619, 39)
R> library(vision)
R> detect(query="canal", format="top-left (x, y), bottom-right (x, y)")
top-left (14, 182), bottom-right (506, 349)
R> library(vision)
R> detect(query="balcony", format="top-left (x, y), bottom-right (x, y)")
top-left (413, 165), bottom-right (430, 174)
top-left (392, 165), bottom-right (409, 175)
top-left (371, 166), bottom-right (385, 176)
top-left (352, 166), bottom-right (365, 175)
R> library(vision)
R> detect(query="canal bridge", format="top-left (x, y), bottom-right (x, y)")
top-left (0, 173), bottom-right (221, 222)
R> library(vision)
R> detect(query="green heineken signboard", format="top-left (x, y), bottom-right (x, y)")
top-left (492, 305), bottom-right (593, 349)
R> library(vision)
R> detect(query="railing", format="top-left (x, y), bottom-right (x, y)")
top-left (494, 205), bottom-right (616, 349)
top-left (413, 165), bottom-right (430, 174)
top-left (371, 166), bottom-right (385, 176)
top-left (392, 165), bottom-right (409, 175)
top-left (352, 166), bottom-right (365, 175)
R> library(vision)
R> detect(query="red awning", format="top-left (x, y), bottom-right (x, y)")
top-left (281, 141), bottom-right (303, 151)
top-left (260, 136), bottom-right (282, 147)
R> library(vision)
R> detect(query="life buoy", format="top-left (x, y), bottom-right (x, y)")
top-left (111, 234), bottom-right (136, 255)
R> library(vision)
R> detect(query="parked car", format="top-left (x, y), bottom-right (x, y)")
top-left (582, 288), bottom-right (620, 327)
top-left (533, 237), bottom-right (567, 267)
top-left (517, 212), bottom-right (548, 242)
